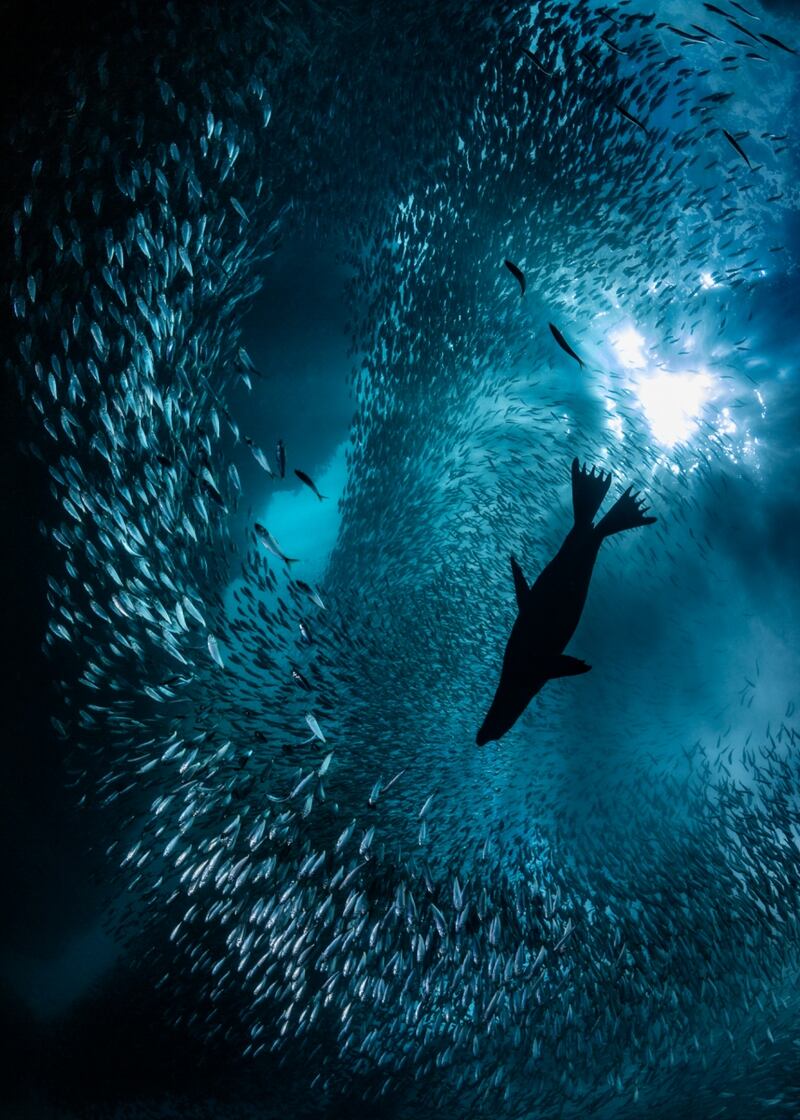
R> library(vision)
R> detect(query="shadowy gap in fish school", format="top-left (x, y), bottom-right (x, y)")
top-left (225, 234), bottom-right (353, 608)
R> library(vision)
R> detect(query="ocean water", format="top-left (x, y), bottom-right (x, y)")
top-left (3, 0), bottom-right (800, 1116)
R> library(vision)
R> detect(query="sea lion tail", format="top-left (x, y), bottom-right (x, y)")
top-left (596, 486), bottom-right (656, 537)
top-left (571, 459), bottom-right (612, 526)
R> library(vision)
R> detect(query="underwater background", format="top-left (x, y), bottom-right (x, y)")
top-left (2, 0), bottom-right (800, 1116)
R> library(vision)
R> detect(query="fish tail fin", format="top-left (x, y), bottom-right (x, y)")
top-left (571, 459), bottom-right (612, 526)
top-left (318, 493), bottom-right (328, 502)
top-left (285, 556), bottom-right (300, 566)
top-left (595, 486), bottom-right (656, 538)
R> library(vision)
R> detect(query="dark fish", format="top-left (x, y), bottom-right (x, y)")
top-left (521, 47), bottom-right (552, 77)
top-left (291, 666), bottom-right (312, 691)
top-left (614, 102), bottom-right (650, 137)
top-left (600, 33), bottom-right (627, 55)
top-left (295, 468), bottom-right (327, 501)
top-left (276, 438), bottom-right (286, 478)
top-left (504, 259), bottom-right (526, 296)
top-left (760, 32), bottom-right (796, 55)
top-left (722, 128), bottom-right (753, 169)
top-left (730, 0), bottom-right (758, 16)
top-left (476, 460), bottom-right (655, 745)
top-left (692, 23), bottom-right (725, 42)
top-left (548, 322), bottom-right (584, 369)
top-left (725, 17), bottom-right (762, 44)
top-left (665, 26), bottom-right (709, 44)
top-left (579, 47), bottom-right (601, 72)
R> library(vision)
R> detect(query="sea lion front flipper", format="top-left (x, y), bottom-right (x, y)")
top-left (541, 654), bottom-right (592, 678)
top-left (510, 555), bottom-right (528, 610)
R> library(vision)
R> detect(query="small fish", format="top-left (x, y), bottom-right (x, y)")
top-left (722, 128), bottom-right (753, 169)
top-left (245, 439), bottom-right (274, 475)
top-left (430, 903), bottom-right (447, 938)
top-left (692, 23), bottom-right (724, 42)
top-left (759, 32), bottom-right (796, 55)
top-left (419, 792), bottom-right (436, 819)
top-left (600, 33), bottom-right (627, 55)
top-left (200, 468), bottom-right (225, 507)
top-left (725, 16), bottom-right (763, 44)
top-left (183, 597), bottom-right (206, 627)
top-left (276, 438), bottom-right (286, 478)
top-left (665, 26), bottom-right (708, 43)
top-left (521, 48), bottom-right (552, 77)
top-left (294, 580), bottom-right (325, 609)
top-left (291, 666), bottom-right (312, 690)
top-left (230, 197), bottom-right (249, 223)
top-left (382, 768), bottom-right (406, 794)
top-left (335, 819), bottom-right (357, 852)
top-left (207, 633), bottom-right (225, 669)
top-left (254, 522), bottom-right (298, 565)
top-left (504, 259), bottom-right (526, 296)
top-left (237, 345), bottom-right (261, 375)
top-left (304, 712), bottom-right (326, 743)
top-left (614, 102), bottom-right (649, 137)
top-left (548, 322), bottom-right (584, 369)
top-left (295, 469), bottom-right (327, 501)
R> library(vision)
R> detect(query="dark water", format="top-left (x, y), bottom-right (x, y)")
top-left (3, 0), bottom-right (800, 1116)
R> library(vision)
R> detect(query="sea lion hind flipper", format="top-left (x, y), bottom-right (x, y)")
top-left (596, 485), bottom-right (657, 538)
top-left (510, 555), bottom-right (529, 610)
top-left (571, 459), bottom-right (612, 526)
top-left (537, 654), bottom-right (592, 678)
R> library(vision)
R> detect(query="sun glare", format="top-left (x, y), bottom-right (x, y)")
top-left (610, 325), bottom-right (647, 369)
top-left (635, 371), bottom-right (711, 447)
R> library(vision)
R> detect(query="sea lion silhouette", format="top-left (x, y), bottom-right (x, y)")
top-left (476, 458), bottom-right (656, 746)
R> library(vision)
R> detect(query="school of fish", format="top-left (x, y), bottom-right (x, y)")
top-left (5, 0), bottom-right (800, 1115)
